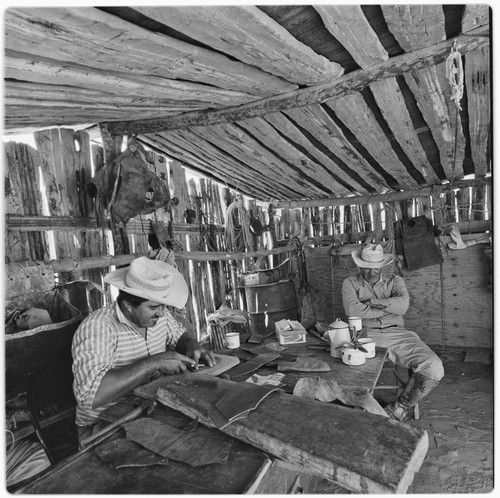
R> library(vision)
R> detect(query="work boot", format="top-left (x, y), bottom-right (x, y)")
top-left (385, 372), bottom-right (440, 421)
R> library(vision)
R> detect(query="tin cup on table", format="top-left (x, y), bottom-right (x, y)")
top-left (348, 316), bottom-right (362, 333)
top-left (225, 332), bottom-right (240, 349)
top-left (357, 338), bottom-right (376, 358)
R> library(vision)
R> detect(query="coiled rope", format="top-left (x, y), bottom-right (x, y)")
top-left (446, 42), bottom-right (464, 110)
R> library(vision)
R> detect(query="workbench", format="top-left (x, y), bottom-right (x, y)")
top-left (15, 396), bottom-right (345, 494)
top-left (235, 338), bottom-right (388, 402)
top-left (15, 337), bottom-right (426, 494)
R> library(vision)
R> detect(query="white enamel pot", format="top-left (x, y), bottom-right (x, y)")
top-left (341, 347), bottom-right (366, 366)
top-left (326, 318), bottom-right (351, 358)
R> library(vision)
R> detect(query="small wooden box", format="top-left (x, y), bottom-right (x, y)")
top-left (275, 319), bottom-right (307, 345)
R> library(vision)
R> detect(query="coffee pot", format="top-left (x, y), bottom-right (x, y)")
top-left (325, 318), bottom-right (351, 358)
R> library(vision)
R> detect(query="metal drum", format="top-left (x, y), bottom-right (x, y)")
top-left (243, 279), bottom-right (298, 334)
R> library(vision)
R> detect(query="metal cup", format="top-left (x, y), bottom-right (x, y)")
top-left (348, 316), bottom-right (362, 332)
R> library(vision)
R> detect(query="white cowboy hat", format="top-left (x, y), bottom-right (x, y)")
top-left (104, 256), bottom-right (188, 309)
top-left (351, 243), bottom-right (394, 269)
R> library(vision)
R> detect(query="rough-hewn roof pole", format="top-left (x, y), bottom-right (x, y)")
top-left (269, 177), bottom-right (491, 209)
top-left (102, 34), bottom-right (488, 136)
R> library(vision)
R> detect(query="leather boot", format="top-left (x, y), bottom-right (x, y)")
top-left (385, 372), bottom-right (440, 421)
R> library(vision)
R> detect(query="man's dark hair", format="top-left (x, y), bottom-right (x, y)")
top-left (117, 290), bottom-right (148, 308)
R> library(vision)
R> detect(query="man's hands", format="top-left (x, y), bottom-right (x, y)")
top-left (360, 298), bottom-right (386, 310)
top-left (183, 342), bottom-right (217, 367)
top-left (176, 332), bottom-right (217, 367)
top-left (150, 336), bottom-right (218, 380)
top-left (150, 351), bottom-right (193, 375)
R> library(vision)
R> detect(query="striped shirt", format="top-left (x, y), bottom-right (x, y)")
top-left (71, 302), bottom-right (186, 426)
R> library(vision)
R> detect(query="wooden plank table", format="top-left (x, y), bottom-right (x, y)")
top-left (16, 396), bottom-right (343, 494)
top-left (154, 374), bottom-right (428, 493)
top-left (223, 335), bottom-right (389, 416)
top-left (15, 401), bottom-right (273, 494)
top-left (16, 335), bottom-right (419, 494)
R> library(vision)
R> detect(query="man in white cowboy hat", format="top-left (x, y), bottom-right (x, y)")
top-left (72, 256), bottom-right (216, 443)
top-left (342, 243), bottom-right (444, 421)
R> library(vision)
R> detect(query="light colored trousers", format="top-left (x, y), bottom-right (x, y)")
top-left (367, 326), bottom-right (444, 381)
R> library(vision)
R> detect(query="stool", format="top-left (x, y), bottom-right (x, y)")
top-left (374, 363), bottom-right (420, 420)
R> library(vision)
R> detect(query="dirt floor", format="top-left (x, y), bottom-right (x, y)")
top-left (375, 347), bottom-right (494, 494)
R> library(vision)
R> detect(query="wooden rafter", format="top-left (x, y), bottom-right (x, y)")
top-left (102, 34), bottom-right (487, 136)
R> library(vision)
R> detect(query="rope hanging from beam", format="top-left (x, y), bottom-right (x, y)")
top-left (446, 41), bottom-right (464, 110)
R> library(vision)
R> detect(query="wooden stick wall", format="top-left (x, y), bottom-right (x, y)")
top-left (5, 129), bottom-right (279, 340)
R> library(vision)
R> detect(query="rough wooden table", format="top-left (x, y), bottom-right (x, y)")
top-left (15, 338), bottom-right (411, 494)
top-left (223, 336), bottom-right (389, 416)
top-left (16, 396), bottom-right (345, 494)
top-left (15, 401), bottom-right (271, 494)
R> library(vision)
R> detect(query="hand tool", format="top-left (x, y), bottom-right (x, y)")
top-left (80, 398), bottom-right (156, 449)
top-left (308, 328), bottom-right (328, 342)
top-left (307, 344), bottom-right (330, 351)
top-left (184, 355), bottom-right (221, 371)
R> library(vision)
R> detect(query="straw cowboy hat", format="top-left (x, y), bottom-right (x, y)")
top-left (104, 256), bottom-right (188, 309)
top-left (351, 243), bottom-right (394, 269)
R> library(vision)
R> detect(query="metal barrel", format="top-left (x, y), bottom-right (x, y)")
top-left (243, 280), bottom-right (298, 334)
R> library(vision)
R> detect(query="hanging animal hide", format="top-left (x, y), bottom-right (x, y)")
top-left (87, 141), bottom-right (171, 228)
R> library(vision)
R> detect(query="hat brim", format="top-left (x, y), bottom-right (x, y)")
top-left (104, 266), bottom-right (189, 309)
top-left (351, 251), bottom-right (394, 269)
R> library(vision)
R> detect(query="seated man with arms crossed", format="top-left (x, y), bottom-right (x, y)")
top-left (72, 256), bottom-right (215, 443)
top-left (342, 244), bottom-right (444, 421)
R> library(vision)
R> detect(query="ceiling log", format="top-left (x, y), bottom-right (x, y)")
top-left (133, 5), bottom-right (344, 85)
top-left (5, 51), bottom-right (256, 106)
top-left (103, 34), bottom-right (487, 136)
top-left (269, 177), bottom-right (491, 209)
top-left (465, 45), bottom-right (490, 177)
top-left (5, 7), bottom-right (295, 98)
top-left (236, 117), bottom-right (355, 197)
top-left (403, 63), bottom-right (465, 181)
top-left (264, 110), bottom-right (383, 194)
top-left (189, 124), bottom-right (322, 198)
top-left (314, 5), bottom-right (388, 67)
top-left (143, 132), bottom-right (284, 199)
top-left (324, 95), bottom-right (419, 189)
top-left (369, 77), bottom-right (440, 184)
top-left (320, 4), bottom-right (442, 186)
top-left (282, 106), bottom-right (388, 193)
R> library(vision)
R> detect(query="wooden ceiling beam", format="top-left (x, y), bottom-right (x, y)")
top-left (269, 177), bottom-right (491, 209)
top-left (102, 34), bottom-right (487, 136)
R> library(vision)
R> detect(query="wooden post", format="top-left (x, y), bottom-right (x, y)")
top-left (4, 142), bottom-right (45, 263)
top-left (99, 126), bottom-right (129, 256)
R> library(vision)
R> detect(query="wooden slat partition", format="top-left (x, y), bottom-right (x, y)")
top-left (4, 129), bottom-right (262, 342)
top-left (5, 142), bottom-right (47, 263)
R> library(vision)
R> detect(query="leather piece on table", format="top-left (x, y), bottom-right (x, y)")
top-left (225, 349), bottom-right (254, 361)
top-left (239, 342), bottom-right (285, 355)
top-left (133, 354), bottom-right (240, 400)
top-left (226, 351), bottom-right (281, 379)
top-left (208, 382), bottom-right (279, 429)
top-left (293, 377), bottom-right (387, 417)
top-left (94, 438), bottom-right (169, 469)
top-left (277, 356), bottom-right (331, 372)
top-left (123, 418), bottom-right (232, 467)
